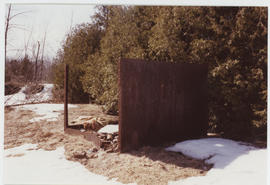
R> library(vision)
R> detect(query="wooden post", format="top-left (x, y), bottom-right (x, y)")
top-left (64, 64), bottom-right (69, 130)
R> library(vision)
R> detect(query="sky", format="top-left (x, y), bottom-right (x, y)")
top-left (6, 4), bottom-right (96, 60)
top-left (3, 1), bottom-right (270, 61)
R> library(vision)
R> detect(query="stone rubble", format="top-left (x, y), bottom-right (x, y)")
top-left (97, 132), bottom-right (119, 152)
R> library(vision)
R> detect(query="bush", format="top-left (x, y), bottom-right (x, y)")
top-left (5, 82), bottom-right (22, 95)
top-left (52, 23), bottom-right (102, 104)
top-left (51, 85), bottom-right (65, 103)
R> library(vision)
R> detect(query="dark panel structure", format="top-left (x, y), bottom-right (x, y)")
top-left (119, 58), bottom-right (208, 152)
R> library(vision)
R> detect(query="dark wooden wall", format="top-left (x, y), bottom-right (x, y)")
top-left (119, 59), bottom-right (208, 152)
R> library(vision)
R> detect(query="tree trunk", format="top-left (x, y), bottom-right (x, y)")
top-left (40, 31), bottom-right (47, 81)
top-left (5, 5), bottom-right (11, 65)
top-left (35, 41), bottom-right (40, 82)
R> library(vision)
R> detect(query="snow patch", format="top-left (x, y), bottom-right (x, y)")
top-left (166, 138), bottom-right (267, 185)
top-left (18, 103), bottom-right (77, 122)
top-left (4, 144), bottom-right (135, 185)
top-left (98, 124), bottom-right (119, 133)
top-left (5, 83), bottom-right (54, 106)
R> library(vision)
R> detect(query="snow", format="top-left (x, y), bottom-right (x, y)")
top-left (5, 83), bottom-right (54, 106)
top-left (4, 86), bottom-right (27, 106)
top-left (5, 83), bottom-right (78, 122)
top-left (166, 138), bottom-right (267, 185)
top-left (18, 103), bottom-right (77, 122)
top-left (4, 144), bottom-right (135, 185)
top-left (98, 124), bottom-right (119, 133)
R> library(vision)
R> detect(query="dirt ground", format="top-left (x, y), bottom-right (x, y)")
top-left (4, 103), bottom-right (212, 185)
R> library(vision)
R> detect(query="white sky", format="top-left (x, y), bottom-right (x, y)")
top-left (2, 1), bottom-right (270, 60)
top-left (6, 4), bottom-right (96, 60)
top-left (3, 1), bottom-right (269, 60)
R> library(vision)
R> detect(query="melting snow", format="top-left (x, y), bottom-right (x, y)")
top-left (166, 138), bottom-right (267, 185)
top-left (18, 103), bottom-right (77, 122)
top-left (5, 83), bottom-right (54, 106)
top-left (3, 137), bottom-right (266, 185)
top-left (98, 124), bottom-right (119, 133)
top-left (4, 144), bottom-right (135, 185)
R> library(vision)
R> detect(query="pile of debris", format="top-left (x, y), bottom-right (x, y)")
top-left (70, 116), bottom-right (106, 131)
top-left (70, 116), bottom-right (118, 131)
top-left (70, 116), bottom-right (119, 152)
top-left (97, 132), bottom-right (119, 152)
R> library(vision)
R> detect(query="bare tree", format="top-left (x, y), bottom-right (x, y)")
top-left (34, 41), bottom-right (40, 81)
top-left (5, 5), bottom-right (11, 65)
top-left (23, 26), bottom-right (33, 58)
top-left (5, 4), bottom-right (32, 63)
top-left (40, 30), bottom-right (47, 80)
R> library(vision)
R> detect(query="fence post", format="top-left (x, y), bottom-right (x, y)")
top-left (64, 64), bottom-right (69, 130)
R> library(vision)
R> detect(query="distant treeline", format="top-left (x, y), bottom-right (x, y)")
top-left (5, 55), bottom-right (53, 93)
top-left (53, 6), bottom-right (267, 139)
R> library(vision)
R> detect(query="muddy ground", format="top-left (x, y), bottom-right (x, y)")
top-left (4, 104), bottom-right (212, 185)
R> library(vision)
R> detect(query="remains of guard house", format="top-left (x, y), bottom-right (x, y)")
top-left (64, 58), bottom-right (208, 153)
top-left (119, 59), bottom-right (208, 152)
